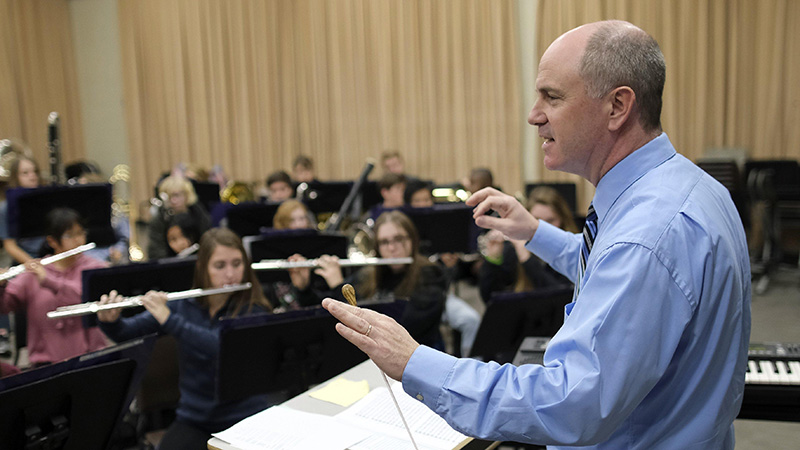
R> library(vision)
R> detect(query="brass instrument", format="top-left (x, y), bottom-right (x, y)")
top-left (46, 282), bottom-right (252, 319)
top-left (0, 243), bottom-right (96, 282)
top-left (251, 256), bottom-right (413, 271)
top-left (431, 187), bottom-right (470, 203)
top-left (221, 180), bottom-right (255, 204)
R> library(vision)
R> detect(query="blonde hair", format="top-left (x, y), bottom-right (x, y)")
top-left (158, 175), bottom-right (198, 205)
top-left (272, 200), bottom-right (310, 230)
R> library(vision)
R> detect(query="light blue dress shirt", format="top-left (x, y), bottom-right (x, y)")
top-left (403, 133), bottom-right (751, 449)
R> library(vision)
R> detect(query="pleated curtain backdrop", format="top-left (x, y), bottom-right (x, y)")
top-left (118, 0), bottom-right (523, 218)
top-left (535, 0), bottom-right (800, 211)
top-left (0, 0), bottom-right (85, 171)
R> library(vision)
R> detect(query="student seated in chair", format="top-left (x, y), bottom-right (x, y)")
top-left (98, 228), bottom-right (273, 449)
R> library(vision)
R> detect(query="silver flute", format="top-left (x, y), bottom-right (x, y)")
top-left (46, 282), bottom-right (252, 319)
top-left (0, 243), bottom-right (97, 282)
top-left (251, 257), bottom-right (413, 271)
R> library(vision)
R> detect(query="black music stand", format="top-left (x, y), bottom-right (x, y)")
top-left (5, 184), bottom-right (116, 246)
top-left (220, 201), bottom-right (282, 237)
top-left (401, 204), bottom-right (478, 254)
top-left (360, 181), bottom-right (382, 212)
top-left (299, 181), bottom-right (354, 215)
top-left (244, 229), bottom-right (348, 284)
top-left (80, 258), bottom-right (196, 327)
top-left (216, 300), bottom-right (406, 403)
top-left (469, 286), bottom-right (573, 364)
top-left (190, 180), bottom-right (222, 214)
top-left (0, 335), bottom-right (156, 450)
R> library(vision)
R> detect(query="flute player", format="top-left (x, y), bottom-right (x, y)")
top-left (323, 20), bottom-right (750, 449)
top-left (97, 227), bottom-right (273, 449)
top-left (0, 208), bottom-right (107, 367)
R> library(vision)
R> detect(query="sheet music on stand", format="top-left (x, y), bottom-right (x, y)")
top-left (336, 380), bottom-right (470, 450)
top-left (211, 362), bottom-right (470, 450)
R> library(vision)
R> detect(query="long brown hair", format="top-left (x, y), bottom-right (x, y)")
top-left (515, 187), bottom-right (578, 291)
top-left (358, 210), bottom-right (431, 299)
top-left (526, 186), bottom-right (579, 233)
top-left (193, 228), bottom-right (271, 315)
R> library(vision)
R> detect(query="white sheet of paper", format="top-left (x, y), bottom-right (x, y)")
top-left (212, 405), bottom-right (371, 450)
top-left (335, 382), bottom-right (468, 450)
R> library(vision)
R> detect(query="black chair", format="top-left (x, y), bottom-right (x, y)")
top-left (697, 159), bottom-right (749, 229)
top-left (744, 160), bottom-right (800, 293)
top-left (133, 335), bottom-right (180, 449)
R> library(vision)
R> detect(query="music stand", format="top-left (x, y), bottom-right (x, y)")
top-left (469, 286), bottom-right (573, 364)
top-left (360, 181), bottom-right (382, 212)
top-left (299, 181), bottom-right (354, 215)
top-left (5, 184), bottom-right (116, 246)
top-left (221, 202), bottom-right (282, 237)
top-left (190, 180), bottom-right (222, 214)
top-left (216, 300), bottom-right (406, 403)
top-left (0, 335), bottom-right (156, 450)
top-left (244, 229), bottom-right (348, 284)
top-left (401, 204), bottom-right (477, 254)
top-left (80, 258), bottom-right (196, 327)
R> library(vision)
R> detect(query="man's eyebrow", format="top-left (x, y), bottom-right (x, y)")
top-left (537, 85), bottom-right (564, 96)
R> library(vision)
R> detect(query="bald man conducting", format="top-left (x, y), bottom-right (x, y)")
top-left (324, 20), bottom-right (750, 449)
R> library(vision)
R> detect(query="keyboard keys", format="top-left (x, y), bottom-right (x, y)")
top-left (746, 359), bottom-right (800, 385)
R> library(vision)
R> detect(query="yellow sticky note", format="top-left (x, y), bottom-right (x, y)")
top-left (309, 377), bottom-right (370, 407)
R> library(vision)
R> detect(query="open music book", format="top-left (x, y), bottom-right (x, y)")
top-left (212, 381), bottom-right (469, 450)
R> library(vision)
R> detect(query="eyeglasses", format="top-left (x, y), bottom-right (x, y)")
top-left (377, 234), bottom-right (410, 248)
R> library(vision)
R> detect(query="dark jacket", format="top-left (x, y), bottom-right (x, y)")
top-left (333, 264), bottom-right (447, 349)
top-left (479, 241), bottom-right (571, 304)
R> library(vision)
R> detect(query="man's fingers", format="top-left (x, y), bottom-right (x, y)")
top-left (465, 186), bottom-right (502, 206)
top-left (322, 298), bottom-right (374, 335)
top-left (474, 214), bottom-right (507, 231)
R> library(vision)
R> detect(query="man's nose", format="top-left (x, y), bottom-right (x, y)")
top-left (528, 101), bottom-right (546, 126)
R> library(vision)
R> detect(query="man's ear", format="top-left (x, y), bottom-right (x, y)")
top-left (607, 86), bottom-right (636, 132)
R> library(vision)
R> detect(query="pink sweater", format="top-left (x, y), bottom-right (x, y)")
top-left (0, 254), bottom-right (109, 365)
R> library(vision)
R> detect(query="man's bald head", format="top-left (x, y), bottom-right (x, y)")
top-left (575, 20), bottom-right (666, 133)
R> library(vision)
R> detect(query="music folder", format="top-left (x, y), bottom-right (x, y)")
top-left (80, 257), bottom-right (197, 327)
top-left (213, 201), bottom-right (282, 237)
top-left (400, 203), bottom-right (479, 255)
top-left (243, 229), bottom-right (348, 284)
top-left (215, 300), bottom-right (406, 404)
top-left (0, 335), bottom-right (156, 450)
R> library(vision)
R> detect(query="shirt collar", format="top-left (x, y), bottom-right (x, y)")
top-left (592, 132), bottom-right (676, 224)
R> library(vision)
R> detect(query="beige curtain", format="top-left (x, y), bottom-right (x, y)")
top-left (536, 0), bottom-right (800, 212)
top-left (118, 0), bottom-right (522, 218)
top-left (0, 0), bottom-right (85, 174)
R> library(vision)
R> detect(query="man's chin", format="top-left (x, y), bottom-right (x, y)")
top-left (542, 154), bottom-right (563, 172)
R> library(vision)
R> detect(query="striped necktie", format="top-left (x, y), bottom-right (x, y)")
top-left (579, 203), bottom-right (598, 280)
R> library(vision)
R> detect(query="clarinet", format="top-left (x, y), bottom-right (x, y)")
top-left (48, 112), bottom-right (62, 185)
